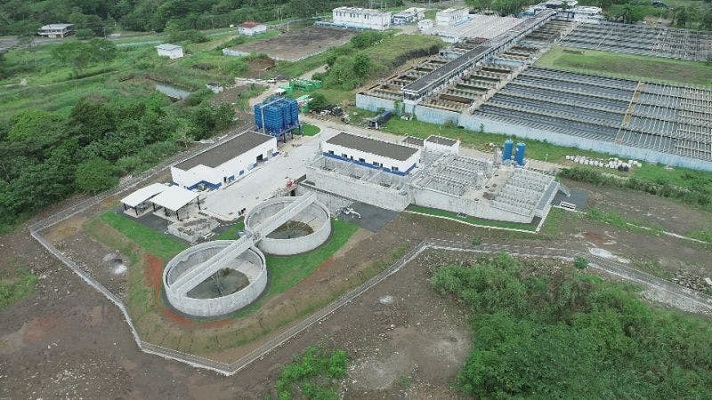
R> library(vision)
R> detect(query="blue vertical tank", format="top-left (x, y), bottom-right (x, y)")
top-left (516, 142), bottom-right (526, 166)
top-left (503, 139), bottom-right (514, 161)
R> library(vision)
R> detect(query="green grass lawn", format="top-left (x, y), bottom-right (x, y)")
top-left (213, 220), bottom-right (245, 240)
top-left (0, 267), bottom-right (37, 310)
top-left (100, 211), bottom-right (190, 259)
top-left (536, 47), bottom-right (712, 87)
top-left (232, 218), bottom-right (358, 317)
top-left (300, 123), bottom-right (320, 136)
top-left (407, 205), bottom-right (538, 231)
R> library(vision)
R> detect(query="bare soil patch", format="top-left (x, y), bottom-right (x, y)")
top-left (231, 26), bottom-right (356, 61)
top-left (2, 175), bottom-right (712, 398)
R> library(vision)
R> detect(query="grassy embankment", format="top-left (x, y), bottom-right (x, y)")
top-left (86, 210), bottom-right (363, 353)
top-left (536, 46), bottom-right (712, 87)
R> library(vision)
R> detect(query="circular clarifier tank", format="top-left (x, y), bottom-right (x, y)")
top-left (245, 196), bottom-right (331, 256)
top-left (163, 240), bottom-right (268, 318)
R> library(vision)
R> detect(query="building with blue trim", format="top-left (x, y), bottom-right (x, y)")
top-left (321, 132), bottom-right (421, 176)
top-left (171, 131), bottom-right (278, 190)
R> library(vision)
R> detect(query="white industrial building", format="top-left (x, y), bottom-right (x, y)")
top-left (435, 8), bottom-right (469, 27)
top-left (156, 44), bottom-right (184, 59)
top-left (171, 131), bottom-right (278, 190)
top-left (322, 132), bottom-right (421, 175)
top-left (37, 24), bottom-right (74, 38)
top-left (392, 7), bottom-right (426, 25)
top-left (424, 135), bottom-right (460, 154)
top-left (238, 21), bottom-right (267, 36)
top-left (332, 7), bottom-right (392, 31)
top-left (572, 6), bottom-right (603, 23)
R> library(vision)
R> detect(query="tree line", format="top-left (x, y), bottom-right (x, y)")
top-left (0, 0), bottom-right (408, 36)
top-left (0, 87), bottom-right (233, 232)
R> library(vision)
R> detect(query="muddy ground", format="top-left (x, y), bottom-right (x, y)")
top-left (230, 26), bottom-right (356, 62)
top-left (1, 179), bottom-right (711, 399)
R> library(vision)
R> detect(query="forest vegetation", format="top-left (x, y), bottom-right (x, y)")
top-left (432, 253), bottom-right (712, 398)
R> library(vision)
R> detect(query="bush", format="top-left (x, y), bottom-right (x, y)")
top-left (574, 256), bottom-right (589, 269)
top-left (275, 346), bottom-right (348, 399)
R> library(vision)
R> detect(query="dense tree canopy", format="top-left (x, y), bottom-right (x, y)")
top-left (0, 0), bottom-right (387, 35)
top-left (432, 254), bottom-right (712, 398)
top-left (0, 91), bottom-right (234, 231)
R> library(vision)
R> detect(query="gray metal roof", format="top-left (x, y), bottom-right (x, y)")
top-left (176, 131), bottom-right (274, 170)
top-left (403, 45), bottom-right (492, 96)
top-left (326, 132), bottom-right (418, 161)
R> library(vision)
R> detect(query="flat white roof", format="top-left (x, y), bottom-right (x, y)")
top-left (40, 24), bottom-right (74, 30)
top-left (120, 183), bottom-right (169, 208)
top-left (151, 185), bottom-right (199, 211)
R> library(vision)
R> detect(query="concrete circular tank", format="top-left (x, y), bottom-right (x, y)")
top-left (245, 197), bottom-right (331, 256)
top-left (163, 240), bottom-right (267, 318)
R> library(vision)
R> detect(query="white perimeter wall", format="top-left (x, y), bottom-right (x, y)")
top-left (172, 137), bottom-right (278, 189)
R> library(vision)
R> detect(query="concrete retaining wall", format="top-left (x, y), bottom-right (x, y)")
top-left (414, 106), bottom-right (459, 126)
top-left (164, 241), bottom-right (268, 317)
top-left (355, 93), bottom-right (397, 112)
top-left (307, 165), bottom-right (411, 211)
top-left (413, 187), bottom-right (532, 223)
top-left (459, 114), bottom-right (712, 172)
top-left (246, 197), bottom-right (332, 256)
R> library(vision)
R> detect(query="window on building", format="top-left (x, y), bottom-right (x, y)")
top-left (358, 158), bottom-right (365, 163)
top-left (392, 166), bottom-right (399, 171)
top-left (342, 153), bottom-right (348, 158)
top-left (328, 150), bottom-right (334, 155)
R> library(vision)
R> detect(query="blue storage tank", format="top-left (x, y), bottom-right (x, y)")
top-left (503, 139), bottom-right (514, 161)
top-left (516, 142), bottom-right (526, 166)
top-left (253, 104), bottom-right (263, 129)
top-left (254, 98), bottom-right (300, 136)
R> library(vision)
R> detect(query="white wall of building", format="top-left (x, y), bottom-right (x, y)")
top-left (321, 140), bottom-right (420, 174)
top-left (172, 138), bottom-right (278, 189)
top-left (435, 8), bottom-right (469, 27)
top-left (156, 44), bottom-right (184, 59)
top-left (238, 24), bottom-right (267, 36)
top-left (333, 7), bottom-right (392, 30)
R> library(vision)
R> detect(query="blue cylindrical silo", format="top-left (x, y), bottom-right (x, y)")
top-left (503, 139), bottom-right (514, 161)
top-left (516, 142), bottom-right (526, 166)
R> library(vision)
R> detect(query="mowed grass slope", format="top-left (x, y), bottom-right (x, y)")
top-left (536, 47), bottom-right (712, 87)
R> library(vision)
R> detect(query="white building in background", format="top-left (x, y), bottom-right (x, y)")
top-left (392, 7), bottom-right (426, 25)
top-left (322, 132), bottom-right (421, 175)
top-left (171, 131), bottom-right (278, 190)
top-left (572, 6), bottom-right (603, 23)
top-left (332, 7), bottom-right (392, 31)
top-left (435, 8), bottom-right (469, 27)
top-left (156, 44), bottom-right (184, 59)
top-left (37, 24), bottom-right (74, 38)
top-left (238, 21), bottom-right (267, 36)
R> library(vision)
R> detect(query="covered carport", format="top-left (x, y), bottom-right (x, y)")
top-left (120, 183), bottom-right (169, 216)
top-left (150, 185), bottom-right (202, 221)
